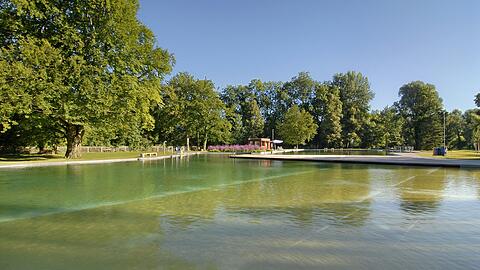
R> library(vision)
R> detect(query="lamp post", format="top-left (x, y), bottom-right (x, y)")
top-left (272, 129), bottom-right (275, 150)
top-left (443, 111), bottom-right (446, 154)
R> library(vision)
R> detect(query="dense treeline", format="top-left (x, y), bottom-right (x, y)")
top-left (1, 0), bottom-right (480, 157)
top-left (217, 73), bottom-right (479, 150)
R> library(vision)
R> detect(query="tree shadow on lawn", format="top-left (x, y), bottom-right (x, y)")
top-left (0, 154), bottom-right (64, 162)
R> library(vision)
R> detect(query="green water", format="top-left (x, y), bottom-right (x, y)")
top-left (1, 154), bottom-right (479, 269)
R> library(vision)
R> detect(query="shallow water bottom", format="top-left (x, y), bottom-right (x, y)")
top-left (0, 155), bottom-right (479, 269)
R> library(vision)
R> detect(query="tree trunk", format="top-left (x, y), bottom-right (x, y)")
top-left (38, 143), bottom-right (45, 154)
top-left (203, 133), bottom-right (208, 151)
top-left (414, 127), bottom-right (421, 150)
top-left (65, 124), bottom-right (84, 159)
top-left (196, 132), bottom-right (200, 149)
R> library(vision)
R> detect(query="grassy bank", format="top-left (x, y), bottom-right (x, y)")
top-left (0, 151), bottom-right (174, 165)
top-left (417, 150), bottom-right (480, 160)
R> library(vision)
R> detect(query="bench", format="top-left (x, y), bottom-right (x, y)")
top-left (140, 152), bottom-right (158, 158)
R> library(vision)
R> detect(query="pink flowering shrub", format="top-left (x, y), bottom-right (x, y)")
top-left (207, 144), bottom-right (262, 152)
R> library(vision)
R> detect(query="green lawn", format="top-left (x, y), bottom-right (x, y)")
top-left (0, 151), bottom-right (174, 165)
top-left (417, 150), bottom-right (480, 160)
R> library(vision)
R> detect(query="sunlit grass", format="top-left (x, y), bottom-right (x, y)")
top-left (417, 150), bottom-right (480, 160)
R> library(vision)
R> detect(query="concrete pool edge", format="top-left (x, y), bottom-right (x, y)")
top-left (230, 154), bottom-right (480, 168)
top-left (0, 152), bottom-right (203, 169)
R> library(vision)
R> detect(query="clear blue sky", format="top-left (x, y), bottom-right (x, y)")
top-left (138, 0), bottom-right (480, 111)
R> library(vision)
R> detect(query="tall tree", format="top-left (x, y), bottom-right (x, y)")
top-left (277, 105), bottom-right (318, 148)
top-left (242, 99), bottom-right (264, 139)
top-left (397, 81), bottom-right (444, 150)
top-left (467, 94), bottom-right (480, 150)
top-left (332, 71), bottom-right (374, 147)
top-left (249, 79), bottom-right (283, 136)
top-left (220, 85), bottom-right (244, 143)
top-left (311, 82), bottom-right (342, 147)
top-left (446, 109), bottom-right (466, 149)
top-left (360, 107), bottom-right (404, 149)
top-left (0, 0), bottom-right (174, 158)
top-left (194, 80), bottom-right (232, 149)
top-left (221, 84), bottom-right (265, 142)
top-left (378, 106), bottom-right (404, 148)
top-left (153, 73), bottom-right (231, 149)
top-left (359, 112), bottom-right (382, 148)
top-left (282, 72), bottom-right (315, 110)
top-left (463, 109), bottom-right (480, 149)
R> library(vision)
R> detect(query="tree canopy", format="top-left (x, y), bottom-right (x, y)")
top-left (446, 109), bottom-right (466, 149)
top-left (0, 0), bottom-right (173, 157)
top-left (397, 81), bottom-right (444, 150)
top-left (333, 71), bottom-right (374, 147)
top-left (276, 105), bottom-right (317, 147)
top-left (311, 82), bottom-right (343, 147)
top-left (152, 73), bottom-right (231, 149)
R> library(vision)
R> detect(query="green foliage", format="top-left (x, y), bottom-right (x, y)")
top-left (446, 109), bottom-right (466, 149)
top-left (473, 127), bottom-right (480, 151)
top-left (397, 81), bottom-right (444, 150)
top-left (250, 80), bottom-right (283, 136)
top-left (220, 84), bottom-right (265, 143)
top-left (359, 112), bottom-right (381, 148)
top-left (277, 105), bottom-right (318, 147)
top-left (242, 99), bottom-right (264, 139)
top-left (311, 82), bottom-right (342, 147)
top-left (475, 93), bottom-right (480, 108)
top-left (466, 108), bottom-right (480, 150)
top-left (333, 71), bottom-right (374, 147)
top-left (360, 107), bottom-right (404, 149)
top-left (379, 106), bottom-right (405, 148)
top-left (0, 0), bottom-right (173, 158)
top-left (463, 109), bottom-right (480, 149)
top-left (282, 72), bottom-right (315, 110)
top-left (470, 94), bottom-right (480, 150)
top-left (152, 73), bottom-right (231, 149)
top-left (223, 107), bottom-right (244, 143)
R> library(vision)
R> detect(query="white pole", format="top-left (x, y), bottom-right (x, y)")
top-left (443, 111), bottom-right (446, 149)
top-left (272, 129), bottom-right (275, 150)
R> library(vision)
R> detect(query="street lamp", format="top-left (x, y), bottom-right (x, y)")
top-left (443, 111), bottom-right (446, 154)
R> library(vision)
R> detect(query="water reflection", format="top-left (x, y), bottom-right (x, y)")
top-left (397, 168), bottom-right (446, 215)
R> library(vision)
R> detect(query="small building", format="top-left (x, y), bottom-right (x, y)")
top-left (248, 138), bottom-right (272, 150)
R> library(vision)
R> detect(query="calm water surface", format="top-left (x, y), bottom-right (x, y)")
top-left (1, 154), bottom-right (479, 269)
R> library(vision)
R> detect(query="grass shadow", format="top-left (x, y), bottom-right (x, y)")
top-left (0, 154), bottom-right (64, 162)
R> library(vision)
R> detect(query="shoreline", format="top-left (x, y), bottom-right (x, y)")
top-left (0, 152), bottom-right (202, 169)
